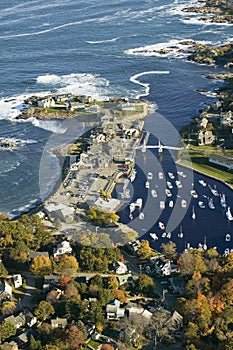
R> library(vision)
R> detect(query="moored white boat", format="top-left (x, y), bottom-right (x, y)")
top-left (129, 203), bottom-right (136, 212)
top-left (165, 189), bottom-right (172, 197)
top-left (181, 199), bottom-right (187, 208)
top-left (129, 169), bottom-right (137, 182)
top-left (158, 172), bottom-right (163, 180)
top-left (160, 201), bottom-right (165, 209)
top-left (158, 221), bottom-right (165, 230)
top-left (175, 180), bottom-right (182, 188)
top-left (169, 200), bottom-right (174, 208)
top-left (192, 206), bottom-right (196, 220)
top-left (162, 231), bottom-right (167, 238)
top-left (198, 201), bottom-right (205, 209)
top-left (168, 172), bottom-right (175, 179)
top-left (166, 232), bottom-right (171, 239)
top-left (191, 189), bottom-right (198, 198)
top-left (177, 171), bottom-right (186, 178)
top-left (145, 181), bottom-right (150, 189)
top-left (135, 198), bottom-right (143, 209)
top-left (198, 179), bottom-right (206, 187)
top-left (167, 181), bottom-right (173, 189)
top-left (208, 198), bottom-right (215, 210)
top-left (139, 212), bottom-right (144, 220)
top-left (147, 172), bottom-right (153, 180)
top-left (151, 189), bottom-right (157, 198)
top-left (225, 233), bottom-right (231, 242)
top-left (178, 226), bottom-right (183, 238)
top-left (220, 193), bottom-right (227, 209)
top-left (208, 184), bottom-right (219, 196)
top-left (226, 206), bottom-right (233, 221)
top-left (150, 232), bottom-right (158, 240)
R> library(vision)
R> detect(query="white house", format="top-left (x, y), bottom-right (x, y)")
top-left (114, 261), bottom-right (128, 274)
top-left (53, 240), bottom-right (72, 258)
top-left (150, 256), bottom-right (172, 276)
top-left (106, 299), bottom-right (125, 320)
top-left (44, 202), bottom-right (75, 223)
top-left (13, 274), bottom-right (22, 289)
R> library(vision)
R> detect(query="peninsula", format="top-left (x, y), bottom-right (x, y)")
top-left (20, 95), bottom-right (149, 244)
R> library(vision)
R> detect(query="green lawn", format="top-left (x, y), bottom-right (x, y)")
top-left (178, 147), bottom-right (233, 187)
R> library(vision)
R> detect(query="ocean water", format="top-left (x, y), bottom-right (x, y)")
top-left (0, 0), bottom-right (233, 251)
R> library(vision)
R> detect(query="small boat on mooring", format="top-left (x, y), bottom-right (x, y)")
top-left (198, 201), bottom-right (205, 209)
top-left (160, 201), bottom-right (165, 209)
top-left (168, 172), bottom-right (175, 179)
top-left (181, 199), bottom-right (187, 208)
top-left (192, 206), bottom-right (196, 220)
top-left (220, 193), bottom-right (227, 209)
top-left (176, 180), bottom-right (182, 188)
top-left (147, 172), bottom-right (153, 180)
top-left (208, 198), bottom-right (215, 210)
top-left (178, 226), bottom-right (183, 238)
top-left (169, 200), bottom-right (174, 208)
top-left (158, 221), bottom-right (165, 230)
top-left (165, 189), bottom-right (172, 197)
top-left (226, 206), bottom-right (233, 221)
top-left (151, 189), bottom-right (157, 198)
top-left (208, 184), bottom-right (219, 197)
top-left (135, 198), bottom-right (143, 209)
top-left (145, 181), bottom-right (150, 189)
top-left (166, 232), bottom-right (171, 239)
top-left (198, 179), bottom-right (206, 187)
top-left (177, 171), bottom-right (186, 178)
top-left (139, 212), bottom-right (144, 220)
top-left (158, 172), bottom-right (163, 180)
top-left (191, 189), bottom-right (198, 198)
top-left (225, 233), bottom-right (231, 242)
top-left (150, 232), bottom-right (158, 240)
top-left (167, 181), bottom-right (173, 189)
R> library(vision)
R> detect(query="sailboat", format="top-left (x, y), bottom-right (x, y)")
top-left (208, 184), bottom-right (219, 196)
top-left (178, 226), bottom-right (183, 238)
top-left (226, 206), bottom-right (233, 221)
top-left (158, 221), bottom-right (165, 230)
top-left (150, 232), bottom-right (158, 240)
top-left (192, 206), bottom-right (196, 220)
top-left (220, 193), bottom-right (227, 209)
top-left (139, 212), bottom-right (144, 220)
top-left (208, 198), bottom-right (215, 210)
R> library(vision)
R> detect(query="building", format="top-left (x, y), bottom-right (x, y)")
top-left (0, 282), bottom-right (12, 300)
top-left (5, 313), bottom-right (26, 329)
top-left (198, 130), bottom-right (215, 145)
top-left (113, 261), bottom-right (128, 274)
top-left (13, 274), bottom-right (22, 289)
top-left (53, 240), bottom-right (72, 258)
top-left (106, 299), bottom-right (125, 320)
top-left (44, 202), bottom-right (75, 223)
top-left (51, 317), bottom-right (67, 328)
top-left (209, 154), bottom-right (233, 170)
top-left (150, 256), bottom-right (172, 276)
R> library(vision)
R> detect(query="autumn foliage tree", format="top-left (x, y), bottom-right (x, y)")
top-left (64, 325), bottom-right (85, 350)
top-left (55, 254), bottom-right (79, 277)
top-left (137, 240), bottom-right (152, 260)
top-left (30, 255), bottom-right (53, 276)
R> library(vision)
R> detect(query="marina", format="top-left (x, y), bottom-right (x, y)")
top-left (114, 135), bottom-right (233, 255)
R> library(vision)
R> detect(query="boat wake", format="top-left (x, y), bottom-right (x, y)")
top-left (130, 71), bottom-right (170, 99)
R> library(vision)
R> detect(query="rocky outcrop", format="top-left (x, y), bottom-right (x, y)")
top-left (16, 107), bottom-right (77, 120)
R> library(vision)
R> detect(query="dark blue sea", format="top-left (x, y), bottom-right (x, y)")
top-left (0, 0), bottom-right (233, 253)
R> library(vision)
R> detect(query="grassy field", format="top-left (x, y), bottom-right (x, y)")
top-left (178, 146), bottom-right (233, 188)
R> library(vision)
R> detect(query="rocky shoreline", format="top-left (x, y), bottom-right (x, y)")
top-left (183, 0), bottom-right (233, 24)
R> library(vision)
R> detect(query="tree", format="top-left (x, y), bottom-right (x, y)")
top-left (34, 301), bottom-right (55, 322)
top-left (137, 274), bottom-right (155, 295)
top-left (1, 301), bottom-right (16, 316)
top-left (161, 241), bottom-right (177, 261)
top-left (137, 240), bottom-right (152, 260)
top-left (90, 274), bottom-right (103, 289)
top-left (178, 249), bottom-right (207, 276)
top-left (0, 321), bottom-right (17, 343)
top-left (29, 335), bottom-right (42, 350)
top-left (101, 345), bottom-right (114, 350)
top-left (107, 276), bottom-right (119, 290)
top-left (113, 289), bottom-right (127, 303)
top-left (64, 282), bottom-right (79, 298)
top-left (64, 325), bottom-right (85, 350)
top-left (66, 297), bottom-right (87, 322)
top-left (55, 254), bottom-right (79, 277)
top-left (0, 259), bottom-right (8, 278)
top-left (30, 255), bottom-right (53, 277)
top-left (87, 301), bottom-right (104, 324)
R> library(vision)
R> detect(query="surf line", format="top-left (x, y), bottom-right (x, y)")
top-left (130, 70), bottom-right (170, 99)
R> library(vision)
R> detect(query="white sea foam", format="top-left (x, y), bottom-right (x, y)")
top-left (86, 37), bottom-right (120, 44)
top-left (125, 39), bottom-right (213, 59)
top-left (30, 118), bottom-right (67, 134)
top-left (130, 71), bottom-right (170, 99)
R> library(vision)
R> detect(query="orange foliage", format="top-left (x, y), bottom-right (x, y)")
top-left (113, 289), bottom-right (127, 303)
top-left (60, 276), bottom-right (72, 288)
